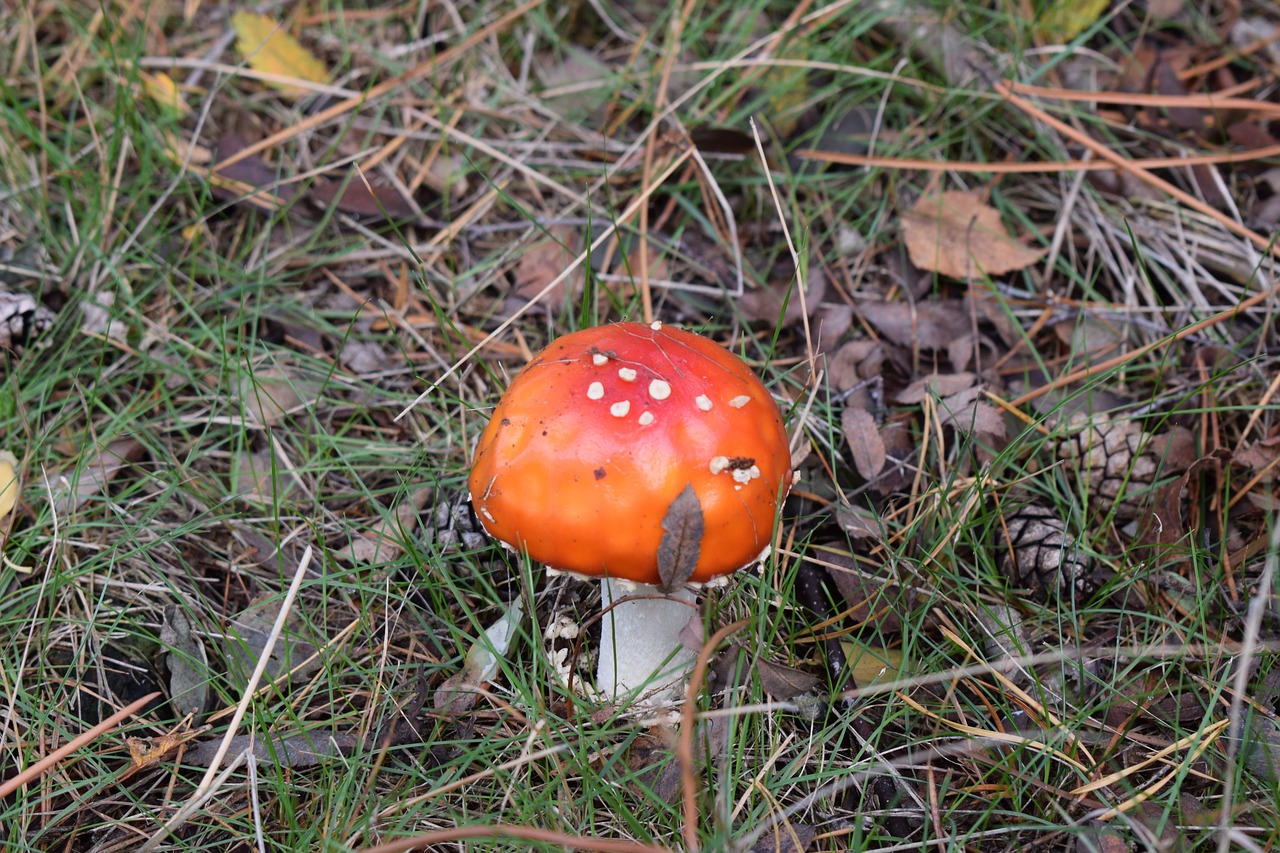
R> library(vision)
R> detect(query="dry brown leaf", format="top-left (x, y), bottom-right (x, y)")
top-left (896, 372), bottom-right (976, 404)
top-left (309, 173), bottom-right (417, 221)
top-left (1235, 436), bottom-right (1280, 472)
top-left (858, 299), bottom-right (969, 349)
top-left (826, 339), bottom-right (883, 393)
top-left (231, 12), bottom-right (328, 97)
top-left (126, 728), bottom-right (203, 771)
top-left (822, 550), bottom-right (910, 633)
top-left (513, 229), bottom-right (582, 302)
top-left (1054, 314), bottom-right (1127, 359)
top-left (740, 265), bottom-right (827, 326)
top-left (842, 406), bottom-right (886, 479)
top-left (902, 191), bottom-right (1044, 279)
top-left (938, 387), bottom-right (1005, 438)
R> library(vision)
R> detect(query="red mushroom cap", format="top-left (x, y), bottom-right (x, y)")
top-left (468, 322), bottom-right (792, 585)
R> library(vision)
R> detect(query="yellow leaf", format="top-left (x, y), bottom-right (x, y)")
top-left (1036, 0), bottom-right (1110, 41)
top-left (839, 639), bottom-right (905, 684)
top-left (0, 451), bottom-right (19, 522)
top-left (231, 11), bottom-right (328, 97)
top-left (140, 71), bottom-right (190, 117)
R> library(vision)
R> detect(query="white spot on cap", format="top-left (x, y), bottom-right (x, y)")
top-left (649, 379), bottom-right (671, 401)
top-left (709, 456), bottom-right (729, 475)
top-left (480, 506), bottom-right (496, 523)
top-left (650, 321), bottom-right (662, 331)
top-left (610, 400), bottom-right (631, 417)
top-left (592, 353), bottom-right (608, 366)
top-left (618, 367), bottom-right (637, 382)
top-left (587, 382), bottom-right (604, 400)
top-left (729, 395), bottom-right (751, 409)
top-left (695, 394), bottom-right (713, 411)
top-left (638, 411), bottom-right (655, 426)
top-left (732, 465), bottom-right (761, 485)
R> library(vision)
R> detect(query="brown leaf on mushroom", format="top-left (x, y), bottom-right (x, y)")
top-left (657, 483), bottom-right (705, 593)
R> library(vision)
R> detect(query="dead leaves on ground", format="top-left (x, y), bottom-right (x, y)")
top-left (902, 190), bottom-right (1044, 279)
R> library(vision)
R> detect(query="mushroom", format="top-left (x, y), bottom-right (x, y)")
top-left (468, 321), bottom-right (792, 702)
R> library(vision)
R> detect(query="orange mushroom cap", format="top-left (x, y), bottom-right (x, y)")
top-left (468, 322), bottom-right (792, 585)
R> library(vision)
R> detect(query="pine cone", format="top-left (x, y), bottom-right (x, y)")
top-left (1058, 415), bottom-right (1162, 519)
top-left (996, 501), bottom-right (1089, 600)
top-left (0, 288), bottom-right (53, 352)
top-left (433, 497), bottom-right (487, 550)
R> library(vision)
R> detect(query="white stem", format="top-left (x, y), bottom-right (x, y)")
top-left (596, 579), bottom-right (698, 702)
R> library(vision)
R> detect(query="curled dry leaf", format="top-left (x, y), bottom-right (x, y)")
top-left (902, 190), bottom-right (1044, 279)
top-left (842, 406), bottom-right (886, 480)
top-left (657, 483), bottom-right (704, 592)
top-left (826, 338), bottom-right (883, 399)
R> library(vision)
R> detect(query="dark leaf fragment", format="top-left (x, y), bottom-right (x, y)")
top-left (160, 604), bottom-right (209, 719)
top-left (756, 658), bottom-right (820, 700)
top-left (657, 483), bottom-right (704, 592)
top-left (309, 171), bottom-right (417, 220)
top-left (210, 133), bottom-right (297, 206)
top-left (748, 823), bottom-right (816, 853)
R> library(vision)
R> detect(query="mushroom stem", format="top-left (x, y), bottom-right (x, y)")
top-left (596, 579), bottom-right (698, 701)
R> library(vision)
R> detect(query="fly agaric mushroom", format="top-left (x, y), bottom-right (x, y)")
top-left (469, 321), bottom-right (792, 701)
